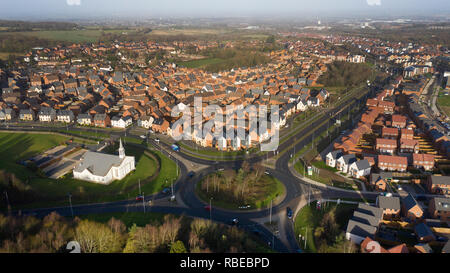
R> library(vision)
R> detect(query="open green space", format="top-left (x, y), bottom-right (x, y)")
top-left (294, 201), bottom-right (358, 253)
top-left (179, 58), bottom-right (225, 69)
top-left (0, 132), bottom-right (177, 210)
top-left (196, 168), bottom-right (285, 211)
top-left (437, 90), bottom-right (450, 117)
top-left (0, 29), bottom-right (134, 43)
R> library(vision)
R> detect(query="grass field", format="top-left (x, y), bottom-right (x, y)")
top-left (148, 28), bottom-right (232, 37)
top-left (437, 91), bottom-right (450, 117)
top-left (0, 132), bottom-right (177, 209)
top-left (0, 29), bottom-right (132, 43)
top-left (0, 52), bottom-right (21, 60)
top-left (179, 58), bottom-right (225, 69)
top-left (294, 201), bottom-right (357, 253)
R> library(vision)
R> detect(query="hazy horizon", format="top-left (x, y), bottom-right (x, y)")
top-left (0, 0), bottom-right (449, 21)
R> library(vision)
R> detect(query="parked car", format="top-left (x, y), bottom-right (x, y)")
top-left (140, 135), bottom-right (146, 139)
top-left (204, 205), bottom-right (211, 211)
top-left (231, 218), bottom-right (239, 226)
top-left (136, 195), bottom-right (144, 201)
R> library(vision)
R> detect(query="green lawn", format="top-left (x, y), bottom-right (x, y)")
top-left (179, 58), bottom-right (225, 69)
top-left (437, 91), bottom-right (450, 117)
top-left (294, 201), bottom-right (357, 253)
top-left (0, 132), bottom-right (178, 210)
top-left (0, 29), bottom-right (133, 43)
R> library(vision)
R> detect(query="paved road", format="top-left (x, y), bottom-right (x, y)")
top-left (2, 77), bottom-right (390, 253)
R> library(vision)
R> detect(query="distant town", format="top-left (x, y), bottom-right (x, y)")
top-left (0, 2), bottom-right (449, 257)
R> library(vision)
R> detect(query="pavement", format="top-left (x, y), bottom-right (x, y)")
top-left (3, 75), bottom-right (409, 253)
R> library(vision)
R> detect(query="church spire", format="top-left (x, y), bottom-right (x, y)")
top-left (119, 138), bottom-right (125, 159)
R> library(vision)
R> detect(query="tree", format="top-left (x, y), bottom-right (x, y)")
top-left (266, 36), bottom-right (276, 44)
top-left (170, 240), bottom-right (187, 253)
top-left (75, 220), bottom-right (119, 253)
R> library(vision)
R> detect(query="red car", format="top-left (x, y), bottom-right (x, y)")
top-left (204, 205), bottom-right (211, 211)
top-left (136, 196), bottom-right (144, 201)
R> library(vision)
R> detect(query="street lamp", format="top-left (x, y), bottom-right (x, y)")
top-left (209, 198), bottom-right (213, 222)
top-left (68, 193), bottom-right (74, 218)
top-left (142, 192), bottom-right (146, 213)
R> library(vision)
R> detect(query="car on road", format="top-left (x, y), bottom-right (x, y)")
top-left (139, 135), bottom-right (146, 139)
top-left (161, 188), bottom-right (171, 195)
top-left (264, 171), bottom-right (270, 175)
top-left (286, 207), bottom-right (293, 219)
top-left (251, 228), bottom-right (262, 237)
top-left (188, 171), bottom-right (195, 178)
top-left (135, 195), bottom-right (144, 201)
top-left (416, 195), bottom-right (427, 202)
top-left (231, 218), bottom-right (239, 226)
top-left (154, 138), bottom-right (160, 143)
top-left (204, 205), bottom-right (211, 211)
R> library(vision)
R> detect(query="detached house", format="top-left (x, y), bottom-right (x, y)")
top-left (138, 115), bottom-right (154, 129)
top-left (0, 108), bottom-right (16, 121)
top-left (428, 197), bottom-right (450, 222)
top-left (376, 196), bottom-right (401, 219)
top-left (111, 115), bottom-right (133, 128)
top-left (77, 113), bottom-right (92, 126)
top-left (38, 107), bottom-right (56, 122)
top-left (56, 110), bottom-right (75, 123)
top-left (93, 113), bottom-right (111, 128)
top-left (326, 150), bottom-right (343, 168)
top-left (426, 176), bottom-right (450, 195)
top-left (336, 154), bottom-right (357, 174)
top-left (19, 109), bottom-right (35, 121)
top-left (349, 159), bottom-right (372, 179)
top-left (402, 194), bottom-right (424, 221)
top-left (370, 173), bottom-right (391, 192)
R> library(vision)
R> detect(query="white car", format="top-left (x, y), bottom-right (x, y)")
top-left (140, 135), bottom-right (146, 139)
top-left (155, 138), bottom-right (160, 143)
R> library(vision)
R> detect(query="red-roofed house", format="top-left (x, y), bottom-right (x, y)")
top-left (391, 115), bottom-right (407, 129)
top-left (378, 155), bottom-right (408, 172)
top-left (412, 154), bottom-right (435, 171)
top-left (382, 127), bottom-right (399, 139)
top-left (376, 138), bottom-right (397, 155)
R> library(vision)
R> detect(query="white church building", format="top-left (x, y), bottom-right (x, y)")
top-left (73, 139), bottom-right (135, 184)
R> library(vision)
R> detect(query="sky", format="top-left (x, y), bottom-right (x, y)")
top-left (0, 0), bottom-right (449, 20)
